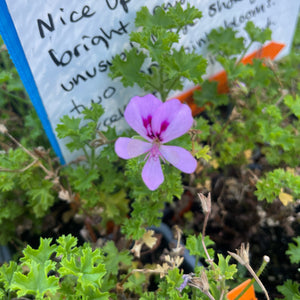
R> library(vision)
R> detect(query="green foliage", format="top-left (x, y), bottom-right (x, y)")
top-left (277, 238), bottom-right (300, 299)
top-left (135, 4), bottom-right (202, 30)
top-left (212, 254), bottom-right (237, 280)
top-left (26, 180), bottom-right (55, 217)
top-left (286, 237), bottom-right (300, 264)
top-left (11, 261), bottom-right (59, 299)
top-left (0, 147), bottom-right (56, 243)
top-left (284, 94), bottom-right (300, 118)
top-left (255, 169), bottom-right (300, 203)
top-left (109, 3), bottom-right (206, 101)
top-left (244, 21), bottom-right (272, 44)
top-left (276, 280), bottom-right (300, 300)
top-left (123, 272), bottom-right (146, 296)
top-left (59, 247), bottom-right (106, 291)
top-left (193, 20), bottom-right (300, 206)
top-left (208, 27), bottom-right (245, 57)
top-left (122, 162), bottom-right (183, 239)
top-left (0, 261), bottom-right (20, 291)
top-left (109, 49), bottom-right (147, 88)
top-left (102, 241), bottom-right (132, 276)
top-left (186, 233), bottom-right (215, 259)
top-left (0, 235), bottom-right (110, 299)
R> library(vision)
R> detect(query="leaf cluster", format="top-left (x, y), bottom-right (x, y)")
top-left (0, 235), bottom-right (111, 299)
top-left (193, 21), bottom-right (300, 203)
top-left (109, 3), bottom-right (206, 101)
top-left (255, 168), bottom-right (300, 203)
top-left (276, 237), bottom-right (300, 299)
top-left (0, 148), bottom-right (55, 244)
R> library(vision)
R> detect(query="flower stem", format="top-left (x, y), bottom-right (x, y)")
top-left (235, 256), bottom-right (270, 300)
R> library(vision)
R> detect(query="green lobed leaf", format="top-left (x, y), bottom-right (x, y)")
top-left (186, 234), bottom-right (215, 259)
top-left (277, 280), bottom-right (300, 300)
top-left (208, 27), bottom-right (245, 57)
top-left (82, 102), bottom-right (105, 122)
top-left (123, 272), bottom-right (146, 295)
top-left (135, 6), bottom-right (175, 29)
top-left (109, 49), bottom-right (147, 88)
top-left (0, 199), bottom-right (23, 222)
top-left (26, 180), bottom-right (55, 218)
top-left (21, 237), bottom-right (57, 265)
top-left (0, 261), bottom-right (20, 290)
top-left (56, 234), bottom-right (79, 258)
top-left (284, 94), bottom-right (300, 118)
top-left (59, 247), bottom-right (106, 291)
top-left (0, 148), bottom-right (31, 192)
top-left (164, 47), bottom-right (207, 85)
top-left (135, 4), bottom-right (202, 31)
top-left (102, 241), bottom-right (132, 276)
top-left (11, 261), bottom-right (59, 299)
top-left (100, 190), bottom-right (129, 223)
top-left (56, 115), bottom-right (81, 139)
top-left (286, 237), bottom-right (300, 264)
top-left (131, 28), bottom-right (178, 62)
top-left (157, 268), bottom-right (189, 300)
top-left (167, 3), bottom-right (202, 29)
top-left (214, 254), bottom-right (237, 280)
top-left (193, 80), bottom-right (228, 108)
top-left (69, 165), bottom-right (99, 192)
top-left (244, 21), bottom-right (272, 44)
top-left (195, 144), bottom-right (211, 161)
top-left (78, 286), bottom-right (110, 299)
top-left (195, 117), bottom-right (211, 141)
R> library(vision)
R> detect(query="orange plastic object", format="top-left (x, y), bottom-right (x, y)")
top-left (227, 279), bottom-right (257, 300)
top-left (173, 41), bottom-right (285, 115)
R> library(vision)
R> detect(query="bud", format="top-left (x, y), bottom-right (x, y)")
top-left (189, 270), bottom-right (209, 292)
top-left (198, 192), bottom-right (211, 214)
top-left (228, 243), bottom-right (250, 266)
top-left (231, 80), bottom-right (248, 97)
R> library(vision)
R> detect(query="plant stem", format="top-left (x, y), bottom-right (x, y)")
top-left (235, 256), bottom-right (270, 300)
top-left (0, 88), bottom-right (28, 104)
top-left (165, 76), bottom-right (181, 98)
top-left (236, 41), bottom-right (253, 66)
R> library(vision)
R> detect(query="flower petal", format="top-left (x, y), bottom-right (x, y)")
top-left (151, 99), bottom-right (193, 143)
top-left (142, 157), bottom-right (164, 191)
top-left (115, 137), bottom-right (152, 159)
top-left (160, 145), bottom-right (197, 173)
top-left (124, 94), bottom-right (162, 141)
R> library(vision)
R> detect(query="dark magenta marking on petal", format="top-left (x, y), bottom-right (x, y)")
top-left (142, 115), bottom-right (152, 128)
top-left (160, 120), bottom-right (169, 133)
top-left (155, 120), bottom-right (169, 141)
top-left (143, 115), bottom-right (155, 139)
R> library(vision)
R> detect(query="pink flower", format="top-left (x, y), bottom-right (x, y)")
top-left (115, 94), bottom-right (197, 191)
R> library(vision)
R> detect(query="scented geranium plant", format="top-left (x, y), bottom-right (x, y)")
top-left (0, 3), bottom-right (300, 300)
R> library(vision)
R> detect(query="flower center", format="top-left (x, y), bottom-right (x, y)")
top-left (150, 140), bottom-right (161, 161)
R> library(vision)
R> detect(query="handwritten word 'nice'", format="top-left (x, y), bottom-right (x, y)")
top-left (37, 5), bottom-right (96, 39)
top-left (37, 2), bottom-right (130, 39)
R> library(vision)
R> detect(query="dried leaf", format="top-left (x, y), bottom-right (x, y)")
top-left (142, 230), bottom-right (157, 249)
top-left (131, 241), bottom-right (142, 258)
top-left (279, 192), bottom-right (293, 206)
